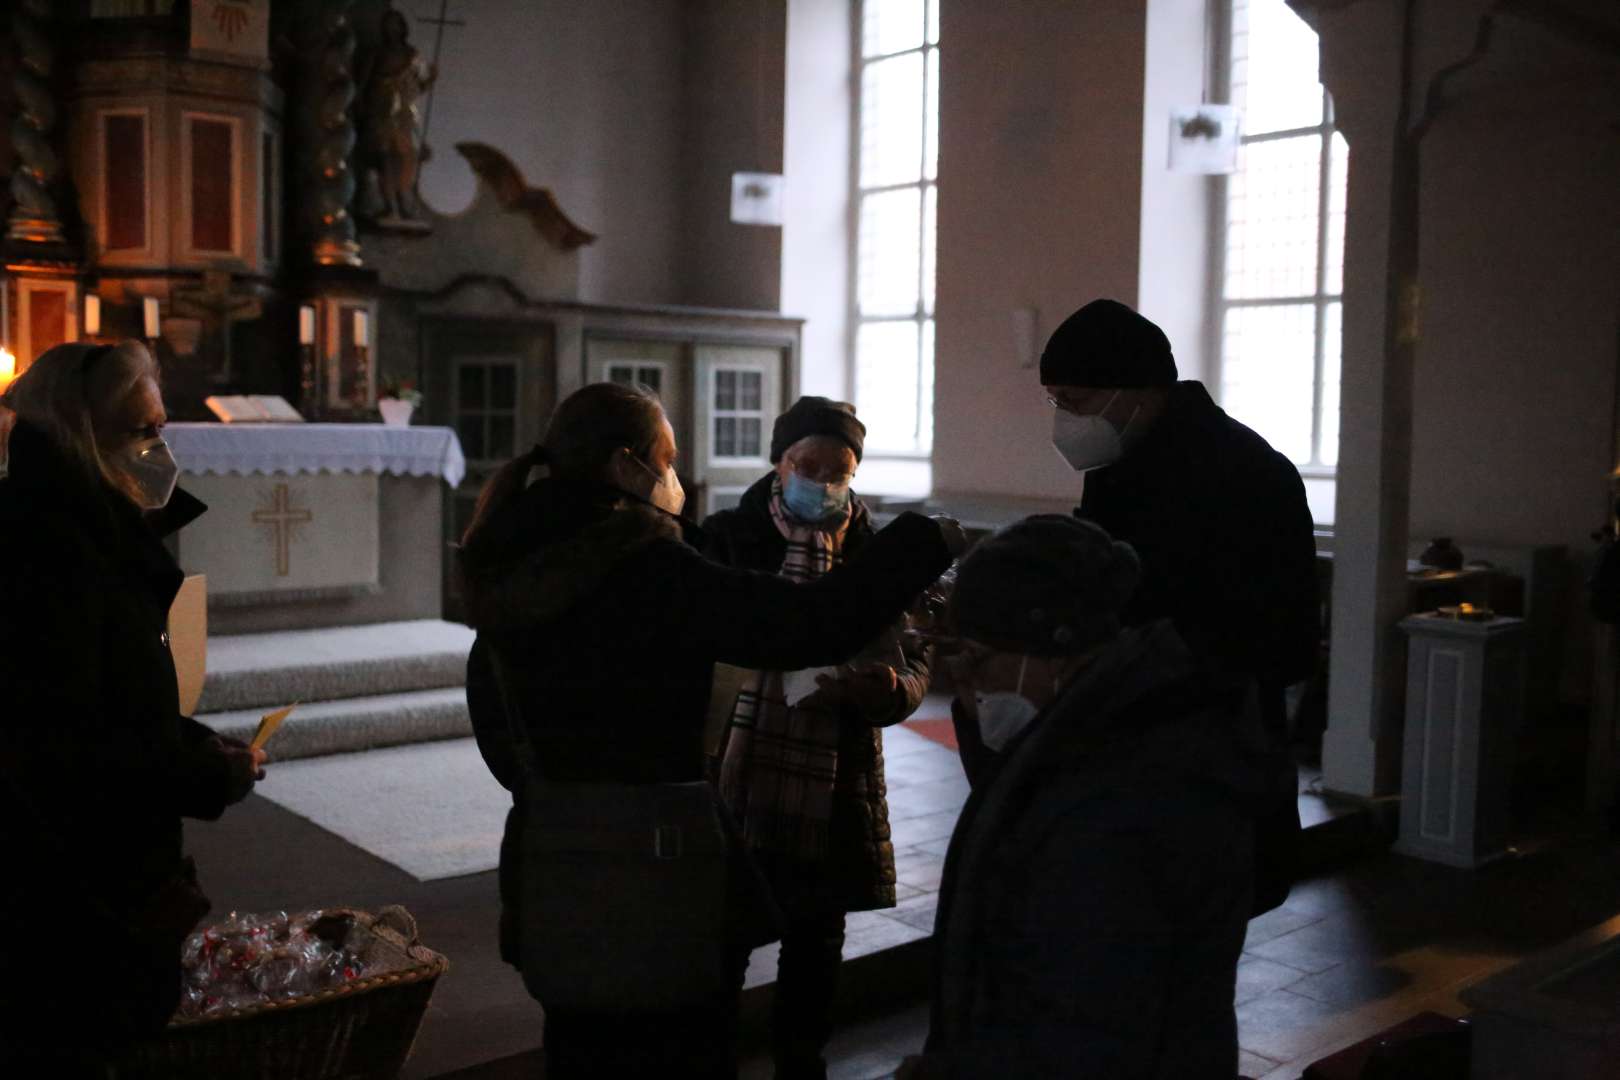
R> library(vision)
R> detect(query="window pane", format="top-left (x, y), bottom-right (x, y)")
top-left (738, 418), bottom-right (762, 457)
top-left (1233, 0), bottom-right (1326, 136)
top-left (715, 416), bottom-right (737, 458)
top-left (856, 320), bottom-right (921, 453)
top-left (489, 415), bottom-right (515, 460)
top-left (926, 0), bottom-right (938, 44)
top-left (490, 365), bottom-right (516, 409)
top-left (1319, 302), bottom-right (1341, 467)
top-left (922, 184), bottom-right (936, 315)
top-left (860, 53), bottom-right (925, 188)
top-left (858, 188), bottom-right (922, 316)
top-left (919, 318), bottom-right (935, 450)
top-left (924, 49), bottom-right (939, 181)
top-left (458, 416), bottom-right (486, 461)
top-left (715, 369), bottom-right (736, 411)
top-left (1324, 130), bottom-right (1348, 295)
top-left (1221, 304), bottom-right (1316, 465)
top-left (1225, 134), bottom-right (1321, 299)
top-left (458, 365), bottom-right (485, 409)
top-left (863, 0), bottom-right (924, 58)
top-left (639, 367), bottom-right (663, 395)
top-left (738, 370), bottom-right (762, 411)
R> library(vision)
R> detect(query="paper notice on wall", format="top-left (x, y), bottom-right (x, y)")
top-left (1167, 104), bottom-right (1241, 174)
top-left (191, 0), bottom-right (270, 64)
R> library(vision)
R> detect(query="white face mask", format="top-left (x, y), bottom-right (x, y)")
top-left (973, 655), bottom-right (1041, 752)
top-left (118, 437), bottom-right (180, 510)
top-left (1051, 390), bottom-right (1138, 473)
top-left (616, 452), bottom-right (686, 517)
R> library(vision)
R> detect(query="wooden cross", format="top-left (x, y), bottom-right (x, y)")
top-left (173, 269), bottom-right (263, 382)
top-left (417, 0), bottom-right (465, 142)
top-left (251, 482), bottom-right (313, 577)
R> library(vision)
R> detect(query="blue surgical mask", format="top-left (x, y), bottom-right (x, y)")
top-left (782, 471), bottom-right (850, 523)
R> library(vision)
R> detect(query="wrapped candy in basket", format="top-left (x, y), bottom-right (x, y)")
top-left (119, 905), bottom-right (448, 1080)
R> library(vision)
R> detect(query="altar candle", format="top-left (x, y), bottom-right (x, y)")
top-left (352, 309), bottom-right (369, 348)
top-left (83, 294), bottom-right (101, 338)
top-left (142, 297), bottom-right (160, 339)
top-left (298, 305), bottom-right (315, 346)
top-left (0, 347), bottom-right (14, 393)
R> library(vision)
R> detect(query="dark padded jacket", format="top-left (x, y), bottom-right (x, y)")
top-left (701, 472), bottom-right (930, 912)
top-left (0, 420), bottom-right (247, 1047)
top-left (923, 621), bottom-right (1270, 1079)
top-left (459, 475), bottom-right (951, 960)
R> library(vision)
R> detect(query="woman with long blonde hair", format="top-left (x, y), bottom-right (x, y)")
top-left (0, 340), bottom-right (266, 1072)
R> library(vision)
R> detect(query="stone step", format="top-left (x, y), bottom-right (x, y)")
top-left (197, 686), bottom-right (472, 763)
top-left (196, 619), bottom-right (474, 714)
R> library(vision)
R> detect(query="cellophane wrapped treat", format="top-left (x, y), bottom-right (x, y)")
top-left (177, 909), bottom-right (368, 1019)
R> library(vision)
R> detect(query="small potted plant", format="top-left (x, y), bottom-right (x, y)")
top-left (377, 376), bottom-right (422, 426)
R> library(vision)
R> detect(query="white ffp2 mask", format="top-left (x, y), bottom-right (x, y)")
top-left (119, 437), bottom-right (180, 510)
top-left (617, 453), bottom-right (686, 517)
top-left (973, 655), bottom-right (1040, 752)
top-left (1051, 391), bottom-right (1138, 473)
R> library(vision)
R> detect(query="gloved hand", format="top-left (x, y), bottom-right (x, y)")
top-left (210, 735), bottom-right (267, 805)
top-left (931, 515), bottom-right (970, 559)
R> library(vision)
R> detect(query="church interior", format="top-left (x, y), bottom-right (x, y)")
top-left (2, 0), bottom-right (1619, 1077)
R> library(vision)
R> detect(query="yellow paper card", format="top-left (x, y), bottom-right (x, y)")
top-left (250, 705), bottom-right (296, 751)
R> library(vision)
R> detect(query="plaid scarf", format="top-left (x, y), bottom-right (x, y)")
top-left (717, 476), bottom-right (850, 859)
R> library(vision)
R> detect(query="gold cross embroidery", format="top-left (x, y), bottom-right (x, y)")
top-left (251, 483), bottom-right (313, 577)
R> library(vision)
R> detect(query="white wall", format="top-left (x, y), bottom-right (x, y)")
top-left (1138, 0), bottom-right (1212, 388)
top-left (781, 0), bottom-right (853, 401)
top-left (932, 0), bottom-right (1150, 501)
top-left (415, 0), bottom-right (685, 307)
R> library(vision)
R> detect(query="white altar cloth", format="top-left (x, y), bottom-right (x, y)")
top-left (166, 423), bottom-right (465, 487)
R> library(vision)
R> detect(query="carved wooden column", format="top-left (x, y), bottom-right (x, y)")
top-left (7, 0), bottom-right (64, 245)
top-left (304, 1), bottom-right (362, 268)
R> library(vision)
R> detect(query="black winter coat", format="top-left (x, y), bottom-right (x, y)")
top-left (460, 476), bottom-right (951, 960)
top-left (1078, 381), bottom-right (1320, 721)
top-left (701, 473), bottom-right (930, 912)
top-left (0, 421), bottom-right (248, 1048)
top-left (924, 621), bottom-right (1269, 1079)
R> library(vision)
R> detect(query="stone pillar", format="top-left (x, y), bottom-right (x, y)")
top-left (304, 0), bottom-right (362, 268)
top-left (7, 0), bottom-right (63, 245)
top-left (1302, 0), bottom-right (1414, 799)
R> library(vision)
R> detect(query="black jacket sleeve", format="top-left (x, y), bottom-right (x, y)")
top-left (0, 525), bottom-right (244, 823)
top-left (657, 510), bottom-right (951, 672)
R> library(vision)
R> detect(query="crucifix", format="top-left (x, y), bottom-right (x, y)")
top-left (251, 483), bottom-right (314, 577)
top-left (173, 269), bottom-right (263, 383)
top-left (416, 0), bottom-right (465, 145)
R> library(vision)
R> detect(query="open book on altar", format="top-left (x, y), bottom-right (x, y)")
top-left (204, 395), bottom-right (305, 423)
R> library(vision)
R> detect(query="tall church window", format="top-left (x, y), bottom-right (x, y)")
top-left (853, 0), bottom-right (938, 456)
top-left (1216, 0), bottom-right (1346, 471)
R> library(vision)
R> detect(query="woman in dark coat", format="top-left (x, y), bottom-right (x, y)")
top-left (701, 398), bottom-right (930, 1080)
top-left (903, 516), bottom-right (1277, 1080)
top-left (459, 383), bottom-right (958, 1079)
top-left (0, 342), bottom-right (263, 1072)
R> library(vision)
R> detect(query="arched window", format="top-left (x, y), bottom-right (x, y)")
top-left (852, 0), bottom-right (939, 457)
top-left (1215, 0), bottom-right (1347, 472)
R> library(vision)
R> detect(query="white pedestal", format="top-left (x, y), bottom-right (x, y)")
top-left (1394, 613), bottom-right (1525, 868)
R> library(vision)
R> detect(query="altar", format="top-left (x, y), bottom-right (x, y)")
top-left (166, 423), bottom-right (465, 634)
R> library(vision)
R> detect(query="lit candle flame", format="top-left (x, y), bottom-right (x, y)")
top-left (0, 347), bottom-right (15, 391)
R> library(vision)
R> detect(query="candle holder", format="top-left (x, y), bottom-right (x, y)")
top-left (299, 343), bottom-right (320, 418)
top-left (352, 344), bottom-right (370, 411)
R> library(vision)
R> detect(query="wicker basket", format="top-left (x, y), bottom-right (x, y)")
top-left (119, 905), bottom-right (449, 1080)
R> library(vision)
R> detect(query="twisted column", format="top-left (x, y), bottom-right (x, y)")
top-left (305, 1), bottom-right (361, 266)
top-left (7, 0), bottom-right (64, 245)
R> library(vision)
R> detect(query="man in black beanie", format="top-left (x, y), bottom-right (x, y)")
top-left (1040, 297), bottom-right (1319, 916)
top-left (906, 515), bottom-right (1268, 1079)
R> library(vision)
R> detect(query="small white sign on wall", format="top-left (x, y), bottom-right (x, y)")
top-left (1168, 104), bottom-right (1241, 175)
top-left (730, 172), bottom-right (786, 226)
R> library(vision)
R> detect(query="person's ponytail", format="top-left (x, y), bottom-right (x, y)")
top-left (460, 444), bottom-right (546, 548)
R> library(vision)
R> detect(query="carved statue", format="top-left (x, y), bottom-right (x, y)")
top-left (360, 7), bottom-right (436, 224)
